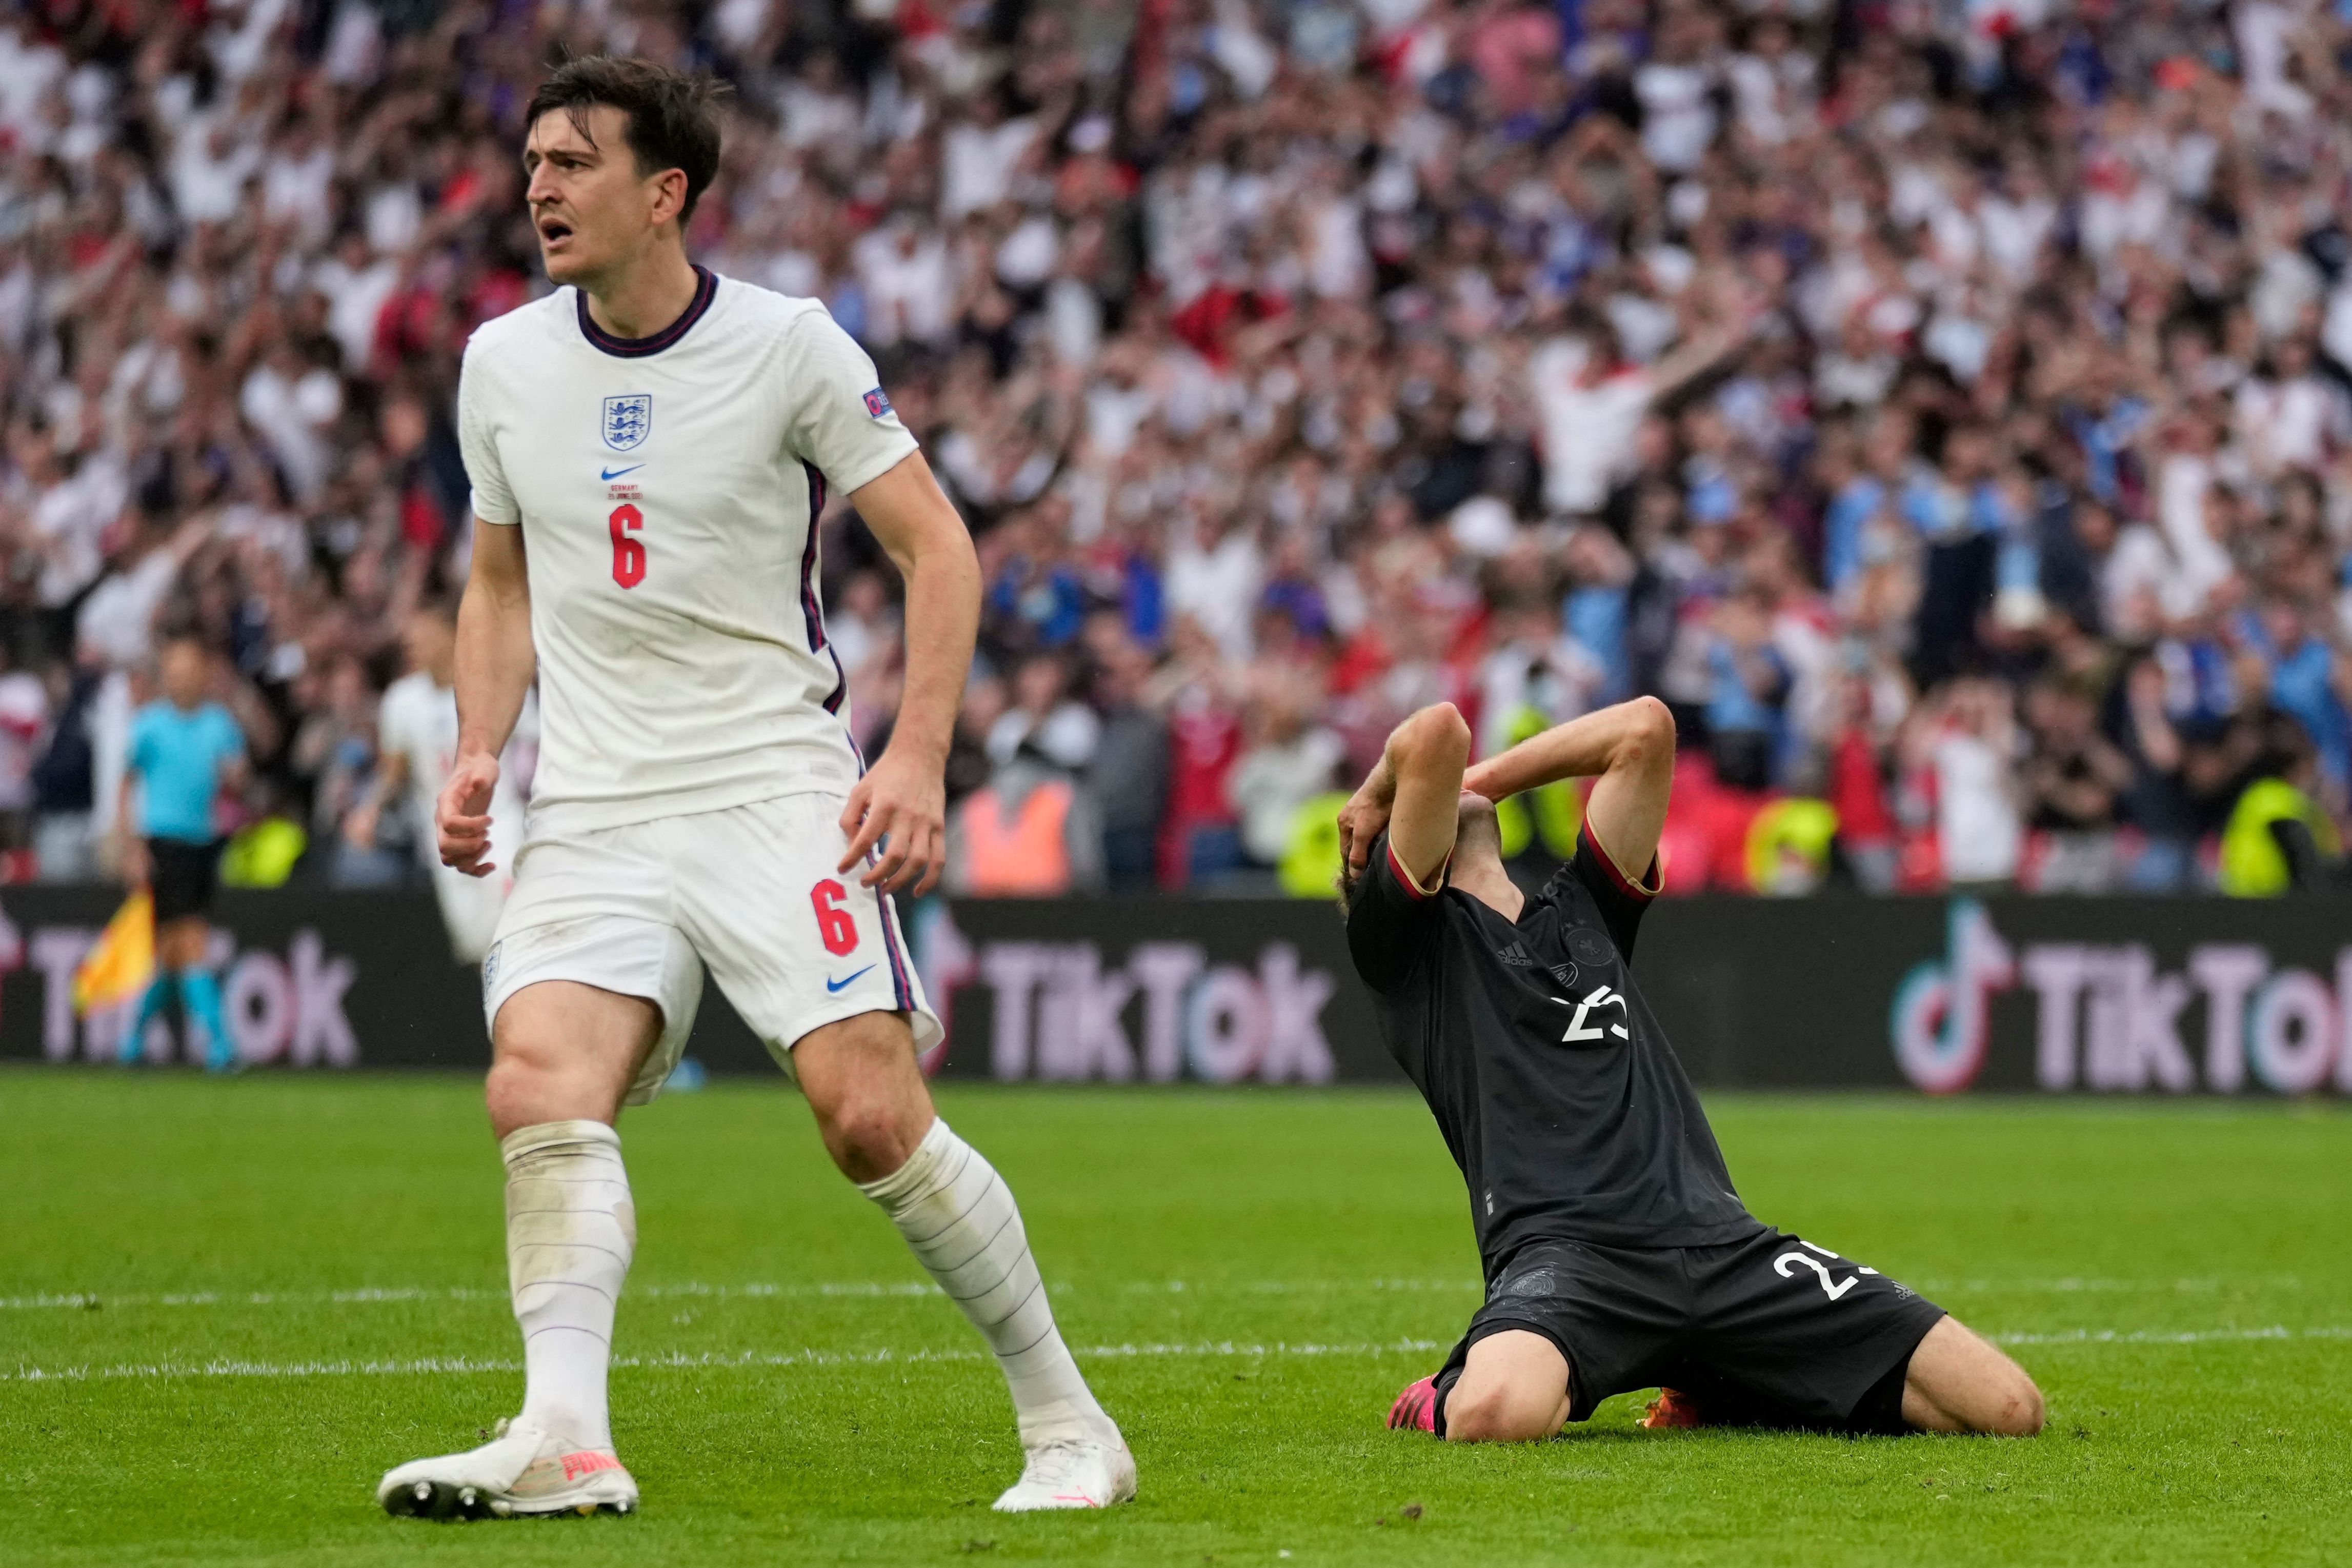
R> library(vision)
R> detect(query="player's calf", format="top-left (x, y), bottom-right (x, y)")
top-left (1903, 1317), bottom-right (2044, 1436)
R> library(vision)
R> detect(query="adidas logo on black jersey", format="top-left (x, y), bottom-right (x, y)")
top-left (1496, 941), bottom-right (1535, 967)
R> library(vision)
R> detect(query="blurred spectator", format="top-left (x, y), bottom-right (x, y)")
top-left (1228, 669), bottom-right (1344, 869)
top-left (945, 740), bottom-right (1105, 898)
top-left (1915, 679), bottom-right (2024, 890)
top-left (30, 656), bottom-right (108, 881)
top-left (2112, 655), bottom-right (2196, 891)
top-left (987, 652), bottom-right (1099, 772)
top-left (289, 651), bottom-right (382, 884)
top-left (0, 641), bottom-right (47, 873)
top-left (2021, 681), bottom-right (2133, 893)
top-left (1701, 588), bottom-right (1790, 795)
top-left (1082, 628), bottom-right (1169, 892)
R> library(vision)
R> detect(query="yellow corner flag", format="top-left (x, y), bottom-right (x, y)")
top-left (74, 889), bottom-right (155, 1017)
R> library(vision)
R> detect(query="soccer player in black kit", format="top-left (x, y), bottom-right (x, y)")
top-left (1340, 697), bottom-right (2044, 1443)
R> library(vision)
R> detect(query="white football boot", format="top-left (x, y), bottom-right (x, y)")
top-left (377, 1418), bottom-right (637, 1520)
top-left (991, 1434), bottom-right (1137, 1512)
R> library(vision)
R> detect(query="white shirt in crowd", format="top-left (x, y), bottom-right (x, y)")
top-left (853, 224), bottom-right (953, 348)
top-left (1528, 338), bottom-right (1654, 516)
top-left (0, 669), bottom-right (49, 812)
top-left (1634, 62), bottom-right (1716, 172)
top-left (1229, 726), bottom-right (1345, 864)
top-left (986, 700), bottom-right (1101, 772)
top-left (941, 115), bottom-right (1038, 219)
top-left (1934, 731), bottom-right (2021, 884)
top-left (0, 21), bottom-right (64, 147)
top-left (26, 455), bottom-right (123, 608)
top-left (2235, 374), bottom-right (2346, 476)
top-left (1164, 524), bottom-right (1264, 660)
top-left (77, 549), bottom-right (179, 670)
top-left (313, 246), bottom-right (400, 372)
top-left (457, 271), bottom-right (919, 834)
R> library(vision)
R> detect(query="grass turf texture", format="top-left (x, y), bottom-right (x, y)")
top-left (2, 1074), bottom-right (2346, 1566)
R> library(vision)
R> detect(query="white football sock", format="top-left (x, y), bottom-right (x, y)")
top-left (502, 1119), bottom-right (634, 1451)
top-left (859, 1118), bottom-right (1118, 1450)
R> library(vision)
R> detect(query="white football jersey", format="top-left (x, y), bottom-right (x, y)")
top-left (455, 269), bottom-right (919, 833)
top-left (377, 670), bottom-right (536, 867)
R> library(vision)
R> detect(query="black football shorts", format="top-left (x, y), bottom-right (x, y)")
top-left (148, 838), bottom-right (223, 926)
top-left (1432, 1227), bottom-right (1947, 1434)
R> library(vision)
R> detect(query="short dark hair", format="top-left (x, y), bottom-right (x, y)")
top-left (526, 56), bottom-right (729, 227)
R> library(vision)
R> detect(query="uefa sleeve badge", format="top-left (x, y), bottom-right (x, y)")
top-left (863, 387), bottom-right (893, 418)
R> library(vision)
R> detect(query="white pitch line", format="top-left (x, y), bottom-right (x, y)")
top-left (1993, 1325), bottom-right (2352, 1348)
top-left (0, 1281), bottom-right (950, 1313)
top-left (1917, 1276), bottom-right (2307, 1297)
top-left (1, 1338), bottom-right (1446, 1384)
top-left (1, 1275), bottom-right (2312, 1315)
top-left (8, 1325), bottom-right (2349, 1385)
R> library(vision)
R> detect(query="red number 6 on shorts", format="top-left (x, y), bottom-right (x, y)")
top-left (810, 879), bottom-right (859, 956)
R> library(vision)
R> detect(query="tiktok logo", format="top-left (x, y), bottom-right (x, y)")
top-left (1889, 898), bottom-right (2014, 1093)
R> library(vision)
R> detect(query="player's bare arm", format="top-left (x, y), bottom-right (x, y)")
top-left (1339, 701), bottom-right (1471, 889)
top-left (834, 449), bottom-right (979, 896)
top-left (1464, 695), bottom-right (1677, 883)
top-left (441, 514), bottom-right (534, 878)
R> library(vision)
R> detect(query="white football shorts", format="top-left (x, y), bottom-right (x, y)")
top-left (481, 791), bottom-right (940, 1105)
top-left (431, 857), bottom-right (509, 966)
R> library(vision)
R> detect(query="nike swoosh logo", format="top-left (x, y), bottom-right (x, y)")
top-left (826, 966), bottom-right (875, 993)
top-left (600, 464), bottom-right (644, 480)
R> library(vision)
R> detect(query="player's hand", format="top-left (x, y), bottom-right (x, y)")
top-left (1337, 762), bottom-right (1397, 880)
top-left (838, 748), bottom-right (945, 895)
top-left (436, 752), bottom-right (501, 878)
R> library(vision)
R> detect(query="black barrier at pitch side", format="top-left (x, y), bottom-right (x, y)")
top-left (0, 887), bottom-right (2346, 1095)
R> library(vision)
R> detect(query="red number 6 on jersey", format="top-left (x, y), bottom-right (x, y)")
top-left (810, 879), bottom-right (859, 956)
top-left (609, 503), bottom-right (646, 589)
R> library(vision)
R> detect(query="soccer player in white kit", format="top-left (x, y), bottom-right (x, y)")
top-left (375, 57), bottom-right (1132, 1520)
top-left (364, 601), bottom-right (535, 963)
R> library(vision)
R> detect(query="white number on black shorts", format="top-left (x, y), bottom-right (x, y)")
top-left (1774, 1241), bottom-right (1881, 1302)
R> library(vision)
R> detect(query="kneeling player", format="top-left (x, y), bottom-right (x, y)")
top-left (1342, 698), bottom-right (2044, 1443)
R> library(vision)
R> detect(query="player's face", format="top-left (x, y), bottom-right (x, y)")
top-left (523, 106), bottom-right (672, 288)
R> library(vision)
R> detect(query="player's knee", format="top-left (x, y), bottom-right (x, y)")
top-left (484, 1036), bottom-right (601, 1135)
top-left (1441, 1381), bottom-right (1556, 1444)
top-left (1982, 1366), bottom-right (2044, 1437)
top-left (816, 1091), bottom-right (923, 1183)
top-left (483, 1054), bottom-right (554, 1132)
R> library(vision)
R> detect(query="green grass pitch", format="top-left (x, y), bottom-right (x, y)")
top-left (3, 1072), bottom-right (2347, 1566)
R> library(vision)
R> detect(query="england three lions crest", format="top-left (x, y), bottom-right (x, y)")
top-left (602, 394), bottom-right (652, 452)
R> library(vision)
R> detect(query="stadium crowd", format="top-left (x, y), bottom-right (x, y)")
top-left (2, 0), bottom-right (2349, 896)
